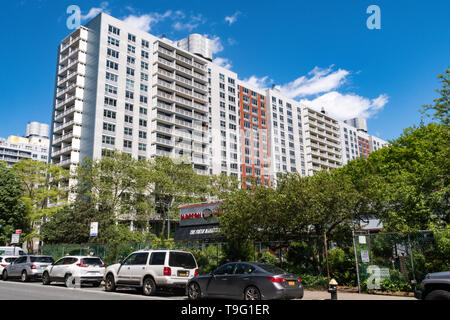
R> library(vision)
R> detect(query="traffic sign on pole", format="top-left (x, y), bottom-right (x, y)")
top-left (11, 234), bottom-right (20, 244)
top-left (90, 222), bottom-right (98, 237)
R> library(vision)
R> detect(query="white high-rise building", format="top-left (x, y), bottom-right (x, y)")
top-left (50, 13), bottom-right (388, 185)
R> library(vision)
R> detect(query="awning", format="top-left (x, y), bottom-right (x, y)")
top-left (173, 224), bottom-right (223, 241)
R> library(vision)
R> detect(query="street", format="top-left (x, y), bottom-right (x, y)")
top-left (0, 280), bottom-right (416, 300)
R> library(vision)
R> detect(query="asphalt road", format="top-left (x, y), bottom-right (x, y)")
top-left (0, 280), bottom-right (187, 300)
top-left (0, 280), bottom-right (416, 300)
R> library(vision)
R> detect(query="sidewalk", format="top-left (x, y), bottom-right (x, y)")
top-left (303, 290), bottom-right (416, 300)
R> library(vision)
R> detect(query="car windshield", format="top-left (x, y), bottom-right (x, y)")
top-left (82, 258), bottom-right (103, 266)
top-left (30, 256), bottom-right (54, 263)
top-left (255, 263), bottom-right (287, 275)
top-left (169, 252), bottom-right (196, 269)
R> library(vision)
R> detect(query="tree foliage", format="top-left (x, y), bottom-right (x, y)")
top-left (0, 162), bottom-right (28, 245)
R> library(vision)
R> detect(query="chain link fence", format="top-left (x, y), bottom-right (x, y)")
top-left (41, 229), bottom-right (448, 293)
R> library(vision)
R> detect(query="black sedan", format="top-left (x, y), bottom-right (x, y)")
top-left (187, 262), bottom-right (303, 300)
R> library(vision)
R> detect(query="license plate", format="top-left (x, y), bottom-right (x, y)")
top-left (178, 272), bottom-right (187, 277)
top-left (288, 281), bottom-right (295, 286)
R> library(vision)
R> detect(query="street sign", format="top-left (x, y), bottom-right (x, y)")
top-left (90, 222), bottom-right (98, 237)
top-left (11, 234), bottom-right (20, 244)
top-left (15, 229), bottom-right (22, 234)
top-left (361, 250), bottom-right (370, 263)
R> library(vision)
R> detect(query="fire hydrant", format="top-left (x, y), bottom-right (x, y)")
top-left (328, 278), bottom-right (338, 300)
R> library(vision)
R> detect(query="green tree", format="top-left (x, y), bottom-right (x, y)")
top-left (69, 151), bottom-right (154, 244)
top-left (0, 162), bottom-right (28, 245)
top-left (150, 156), bottom-right (209, 237)
top-left (421, 69), bottom-right (449, 126)
top-left (12, 159), bottom-right (69, 252)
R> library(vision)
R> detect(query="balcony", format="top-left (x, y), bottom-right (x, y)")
top-left (157, 46), bottom-right (174, 57)
top-left (154, 125), bottom-right (173, 134)
top-left (55, 106), bottom-right (79, 121)
top-left (174, 96), bottom-right (193, 107)
top-left (155, 137), bottom-right (174, 147)
top-left (157, 79), bottom-right (174, 90)
top-left (157, 57), bottom-right (174, 68)
top-left (175, 64), bottom-right (192, 76)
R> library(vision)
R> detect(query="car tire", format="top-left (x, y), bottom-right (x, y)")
top-left (188, 282), bottom-right (201, 300)
top-left (425, 290), bottom-right (450, 300)
top-left (21, 270), bottom-right (29, 282)
top-left (104, 274), bottom-right (116, 292)
top-left (142, 277), bottom-right (156, 296)
top-left (2, 270), bottom-right (8, 281)
top-left (244, 286), bottom-right (261, 300)
top-left (65, 274), bottom-right (75, 288)
top-left (42, 272), bottom-right (51, 285)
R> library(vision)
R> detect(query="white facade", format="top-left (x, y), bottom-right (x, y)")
top-left (0, 122), bottom-right (50, 166)
top-left (50, 13), bottom-right (388, 183)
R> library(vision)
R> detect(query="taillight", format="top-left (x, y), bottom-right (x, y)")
top-left (100, 264), bottom-right (105, 268)
top-left (76, 261), bottom-right (88, 267)
top-left (297, 277), bottom-right (302, 283)
top-left (1, 264), bottom-right (6, 267)
top-left (267, 276), bottom-right (286, 283)
top-left (163, 267), bottom-right (171, 276)
top-left (194, 269), bottom-right (199, 277)
top-left (30, 265), bottom-right (37, 270)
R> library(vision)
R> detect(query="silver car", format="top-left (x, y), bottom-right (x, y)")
top-left (187, 262), bottom-right (304, 300)
top-left (2, 255), bottom-right (54, 282)
top-left (0, 256), bottom-right (18, 279)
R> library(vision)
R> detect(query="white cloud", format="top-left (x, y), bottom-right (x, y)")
top-left (241, 76), bottom-right (273, 90)
top-left (225, 11), bottom-right (241, 25)
top-left (213, 57), bottom-right (232, 70)
top-left (82, 2), bottom-right (110, 21)
top-left (240, 66), bottom-right (389, 120)
top-left (173, 21), bottom-right (199, 32)
top-left (122, 10), bottom-right (173, 32)
top-left (172, 13), bottom-right (206, 32)
top-left (210, 36), bottom-right (224, 54)
top-left (277, 66), bottom-right (349, 99)
top-left (227, 38), bottom-right (237, 46)
top-left (299, 92), bottom-right (389, 121)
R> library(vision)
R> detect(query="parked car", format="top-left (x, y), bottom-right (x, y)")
top-left (187, 262), bottom-right (304, 300)
top-left (2, 255), bottom-right (54, 282)
top-left (104, 249), bottom-right (198, 296)
top-left (415, 271), bottom-right (450, 300)
top-left (0, 256), bottom-right (18, 279)
top-left (42, 256), bottom-right (105, 287)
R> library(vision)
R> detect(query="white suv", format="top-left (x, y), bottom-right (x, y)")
top-left (0, 256), bottom-right (18, 279)
top-left (104, 250), bottom-right (198, 296)
top-left (42, 256), bottom-right (105, 287)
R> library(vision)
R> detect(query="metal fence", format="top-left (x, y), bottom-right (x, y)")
top-left (41, 230), bottom-right (448, 292)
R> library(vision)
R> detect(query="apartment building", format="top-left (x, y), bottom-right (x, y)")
top-left (50, 12), bottom-right (388, 185)
top-left (237, 83), bottom-right (270, 187)
top-left (0, 122), bottom-right (50, 166)
top-left (51, 14), bottom-right (210, 174)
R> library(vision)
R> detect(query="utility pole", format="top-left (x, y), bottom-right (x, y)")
top-left (352, 230), bottom-right (361, 293)
top-left (167, 202), bottom-right (171, 239)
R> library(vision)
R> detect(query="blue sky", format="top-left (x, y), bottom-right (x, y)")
top-left (0, 0), bottom-right (448, 141)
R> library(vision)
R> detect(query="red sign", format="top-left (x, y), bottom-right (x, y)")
top-left (15, 229), bottom-right (22, 234)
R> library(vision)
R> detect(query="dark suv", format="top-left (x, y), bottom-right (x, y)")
top-left (415, 271), bottom-right (450, 300)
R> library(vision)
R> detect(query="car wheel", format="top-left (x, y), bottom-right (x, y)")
top-left (65, 274), bottom-right (75, 288)
top-left (42, 272), bottom-right (51, 285)
top-left (425, 290), bottom-right (450, 300)
top-left (21, 270), bottom-right (29, 282)
top-left (142, 277), bottom-right (156, 296)
top-left (104, 274), bottom-right (116, 292)
top-left (244, 286), bottom-right (261, 300)
top-left (2, 270), bottom-right (8, 281)
top-left (188, 282), bottom-right (201, 300)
